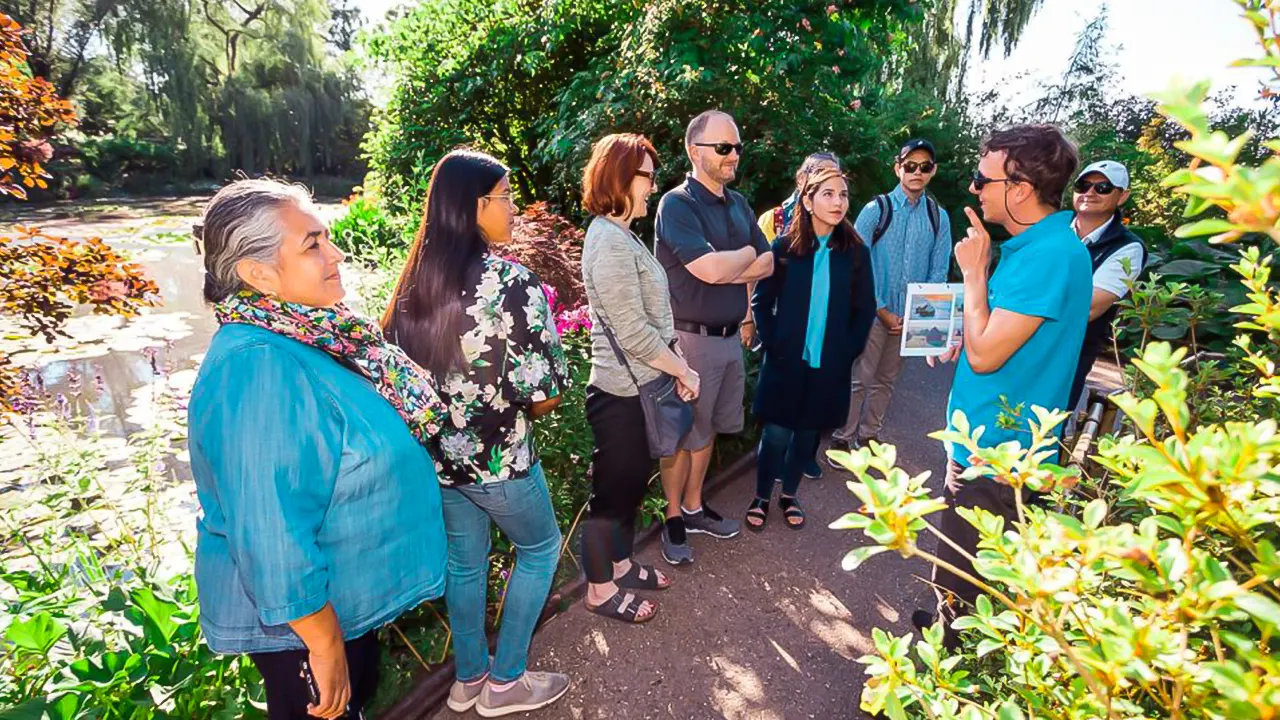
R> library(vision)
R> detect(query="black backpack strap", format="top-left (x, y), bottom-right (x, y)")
top-left (926, 196), bottom-right (941, 237)
top-left (870, 195), bottom-right (892, 245)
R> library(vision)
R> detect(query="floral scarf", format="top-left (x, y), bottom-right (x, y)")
top-left (213, 291), bottom-right (444, 445)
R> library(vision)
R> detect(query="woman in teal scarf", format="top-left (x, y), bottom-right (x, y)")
top-left (189, 179), bottom-right (448, 719)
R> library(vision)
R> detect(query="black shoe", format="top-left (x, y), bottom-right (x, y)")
top-left (826, 438), bottom-right (852, 469)
top-left (802, 457), bottom-right (823, 480)
top-left (911, 609), bottom-right (935, 632)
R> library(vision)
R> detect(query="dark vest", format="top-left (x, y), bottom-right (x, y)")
top-left (1069, 213), bottom-right (1147, 406)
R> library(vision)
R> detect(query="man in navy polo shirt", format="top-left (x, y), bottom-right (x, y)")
top-left (654, 110), bottom-right (774, 565)
top-left (916, 124), bottom-right (1093, 645)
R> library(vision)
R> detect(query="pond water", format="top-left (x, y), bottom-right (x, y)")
top-left (0, 196), bottom-right (373, 577)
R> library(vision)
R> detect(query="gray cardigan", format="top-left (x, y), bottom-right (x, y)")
top-left (581, 216), bottom-right (677, 397)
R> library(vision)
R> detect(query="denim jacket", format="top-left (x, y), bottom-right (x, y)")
top-left (188, 324), bottom-right (447, 654)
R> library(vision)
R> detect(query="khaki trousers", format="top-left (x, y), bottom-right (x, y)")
top-left (834, 318), bottom-right (906, 442)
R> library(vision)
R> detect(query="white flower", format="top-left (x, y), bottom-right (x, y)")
top-left (447, 378), bottom-right (482, 404)
top-left (476, 268), bottom-right (503, 300)
top-left (440, 432), bottom-right (478, 460)
top-left (461, 332), bottom-right (491, 363)
top-left (492, 392), bottom-right (510, 411)
top-left (450, 404), bottom-right (468, 429)
top-left (512, 352), bottom-right (550, 389)
top-left (511, 440), bottom-right (531, 472)
top-left (525, 287), bottom-right (548, 329)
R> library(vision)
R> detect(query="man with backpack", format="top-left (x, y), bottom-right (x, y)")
top-left (828, 139), bottom-right (953, 462)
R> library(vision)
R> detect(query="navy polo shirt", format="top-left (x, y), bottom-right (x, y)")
top-left (655, 174), bottom-right (770, 326)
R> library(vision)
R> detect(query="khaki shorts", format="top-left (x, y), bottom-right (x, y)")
top-left (676, 330), bottom-right (745, 452)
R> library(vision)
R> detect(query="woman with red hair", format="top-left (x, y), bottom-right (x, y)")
top-left (579, 134), bottom-right (701, 624)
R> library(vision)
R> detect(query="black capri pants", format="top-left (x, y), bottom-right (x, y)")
top-left (580, 384), bottom-right (653, 584)
top-left (248, 631), bottom-right (380, 719)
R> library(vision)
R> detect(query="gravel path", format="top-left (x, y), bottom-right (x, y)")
top-left (432, 360), bottom-right (956, 720)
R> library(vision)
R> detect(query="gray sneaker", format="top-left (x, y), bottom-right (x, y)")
top-left (661, 524), bottom-right (694, 565)
top-left (684, 505), bottom-right (741, 539)
top-left (475, 671), bottom-right (570, 718)
top-left (447, 675), bottom-right (487, 712)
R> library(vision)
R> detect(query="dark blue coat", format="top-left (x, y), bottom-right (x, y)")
top-left (752, 231), bottom-right (877, 430)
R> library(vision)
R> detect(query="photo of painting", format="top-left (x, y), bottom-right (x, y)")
top-left (900, 283), bottom-right (965, 357)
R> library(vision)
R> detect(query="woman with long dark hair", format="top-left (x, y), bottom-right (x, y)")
top-left (747, 167), bottom-right (876, 530)
top-left (382, 149), bottom-right (570, 717)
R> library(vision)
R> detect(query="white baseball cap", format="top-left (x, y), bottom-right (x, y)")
top-left (1076, 160), bottom-right (1130, 190)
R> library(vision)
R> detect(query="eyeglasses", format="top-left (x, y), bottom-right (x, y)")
top-left (1073, 178), bottom-right (1117, 195)
top-left (635, 169), bottom-right (656, 185)
top-left (900, 161), bottom-right (936, 174)
top-left (693, 142), bottom-right (744, 156)
top-left (971, 170), bottom-right (1020, 192)
top-left (482, 193), bottom-right (515, 206)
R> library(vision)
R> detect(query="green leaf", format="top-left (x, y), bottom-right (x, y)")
top-left (1231, 56), bottom-right (1280, 67)
top-left (1175, 218), bottom-right (1240, 238)
top-left (829, 512), bottom-right (871, 530)
top-left (976, 638), bottom-right (1003, 657)
top-left (1205, 662), bottom-right (1252, 701)
top-left (5, 612), bottom-right (68, 655)
top-left (997, 701), bottom-right (1026, 720)
top-left (841, 545), bottom-right (888, 572)
top-left (1237, 592), bottom-right (1280, 630)
top-left (1158, 259), bottom-right (1221, 278)
top-left (1083, 498), bottom-right (1107, 529)
top-left (130, 587), bottom-right (179, 645)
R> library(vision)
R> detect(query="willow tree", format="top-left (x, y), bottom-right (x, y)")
top-left (904, 0), bottom-right (1048, 102)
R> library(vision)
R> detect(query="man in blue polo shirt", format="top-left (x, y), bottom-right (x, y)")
top-left (915, 124), bottom-right (1092, 645)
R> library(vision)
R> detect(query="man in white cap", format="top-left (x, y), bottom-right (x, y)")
top-left (1069, 159), bottom-right (1147, 408)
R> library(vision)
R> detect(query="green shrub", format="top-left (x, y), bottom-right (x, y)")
top-left (329, 192), bottom-right (415, 261)
top-left (78, 135), bottom-right (181, 182)
top-left (360, 0), bottom-right (986, 224)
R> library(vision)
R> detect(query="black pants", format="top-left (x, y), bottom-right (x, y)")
top-left (581, 385), bottom-right (653, 584)
top-left (931, 461), bottom-right (1019, 649)
top-left (249, 631), bottom-right (380, 720)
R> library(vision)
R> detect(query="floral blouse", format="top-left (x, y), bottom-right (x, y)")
top-left (424, 254), bottom-right (569, 486)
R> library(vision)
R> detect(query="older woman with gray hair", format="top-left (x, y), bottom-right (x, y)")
top-left (187, 178), bottom-right (449, 719)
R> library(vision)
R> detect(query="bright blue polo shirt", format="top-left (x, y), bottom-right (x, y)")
top-left (946, 211), bottom-right (1092, 465)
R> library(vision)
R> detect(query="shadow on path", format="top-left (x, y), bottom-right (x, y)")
top-left (432, 360), bottom-right (956, 720)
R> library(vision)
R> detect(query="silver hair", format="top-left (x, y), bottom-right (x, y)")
top-left (195, 178), bottom-right (315, 304)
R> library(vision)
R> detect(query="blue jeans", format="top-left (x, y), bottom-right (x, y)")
top-left (440, 463), bottom-right (562, 684)
top-left (756, 423), bottom-right (821, 500)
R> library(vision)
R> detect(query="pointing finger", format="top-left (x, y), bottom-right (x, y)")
top-left (964, 207), bottom-right (982, 226)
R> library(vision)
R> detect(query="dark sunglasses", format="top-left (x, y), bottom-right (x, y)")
top-left (900, 161), bottom-right (936, 174)
top-left (971, 170), bottom-right (1019, 191)
top-left (693, 142), bottom-right (744, 156)
top-left (1073, 178), bottom-right (1117, 195)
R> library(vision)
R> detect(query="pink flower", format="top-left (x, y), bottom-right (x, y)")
top-left (542, 283), bottom-right (560, 313)
top-left (832, 65), bottom-right (840, 74)
top-left (851, 98), bottom-right (862, 110)
top-left (801, 17), bottom-right (812, 31)
top-left (827, 4), bottom-right (837, 14)
top-left (554, 305), bottom-right (593, 335)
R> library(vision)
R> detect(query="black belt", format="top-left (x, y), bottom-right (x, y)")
top-left (674, 320), bottom-right (740, 338)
